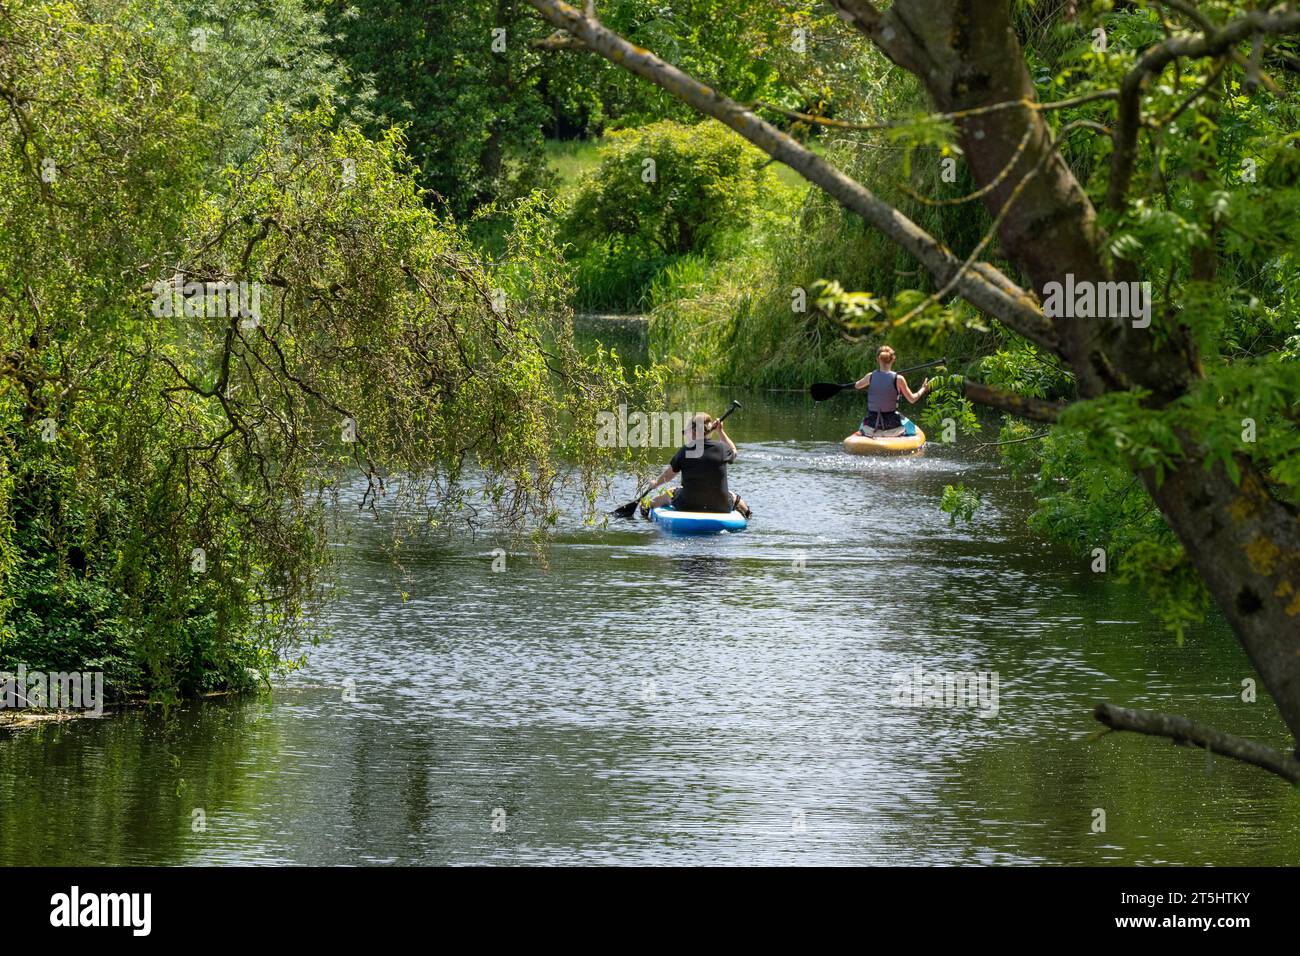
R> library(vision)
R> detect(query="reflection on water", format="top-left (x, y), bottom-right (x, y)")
top-left (2, 385), bottom-right (1298, 866)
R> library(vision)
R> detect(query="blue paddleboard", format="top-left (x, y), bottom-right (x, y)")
top-left (650, 507), bottom-right (748, 535)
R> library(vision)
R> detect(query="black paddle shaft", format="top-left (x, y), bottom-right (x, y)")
top-left (809, 357), bottom-right (948, 402)
top-left (610, 400), bottom-right (741, 517)
top-left (712, 399), bottom-right (742, 428)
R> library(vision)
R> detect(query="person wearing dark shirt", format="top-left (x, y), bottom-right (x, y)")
top-left (639, 413), bottom-right (751, 517)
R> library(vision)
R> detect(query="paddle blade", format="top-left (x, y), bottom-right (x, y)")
top-left (809, 381), bottom-right (849, 401)
top-left (610, 499), bottom-right (640, 518)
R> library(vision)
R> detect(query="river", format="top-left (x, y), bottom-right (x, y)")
top-left (1, 321), bottom-right (1296, 865)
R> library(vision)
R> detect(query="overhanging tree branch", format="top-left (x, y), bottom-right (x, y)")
top-left (522, 0), bottom-right (1060, 356)
top-left (828, 0), bottom-right (921, 72)
top-left (1109, 7), bottom-right (1300, 208)
top-left (962, 380), bottom-right (1065, 423)
top-left (1094, 702), bottom-right (1300, 784)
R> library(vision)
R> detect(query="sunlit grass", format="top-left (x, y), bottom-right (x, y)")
top-left (544, 138), bottom-right (605, 190)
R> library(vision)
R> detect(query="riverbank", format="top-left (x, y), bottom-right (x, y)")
top-left (0, 689), bottom-right (246, 732)
top-left (0, 711), bottom-right (88, 730)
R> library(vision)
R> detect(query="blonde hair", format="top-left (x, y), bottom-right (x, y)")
top-left (877, 345), bottom-right (896, 365)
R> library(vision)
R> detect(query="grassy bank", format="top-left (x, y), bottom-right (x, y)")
top-left (545, 118), bottom-right (998, 389)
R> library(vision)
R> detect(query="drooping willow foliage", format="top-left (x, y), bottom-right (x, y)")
top-left (0, 0), bottom-right (639, 701)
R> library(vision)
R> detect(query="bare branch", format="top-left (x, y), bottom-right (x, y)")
top-left (1244, 33), bottom-right (1265, 92)
top-left (828, 0), bottom-right (920, 71)
top-left (972, 431), bottom-right (1050, 449)
top-left (530, 30), bottom-right (585, 50)
top-left (754, 89), bottom-right (1117, 135)
top-left (1094, 702), bottom-right (1300, 784)
top-left (962, 380), bottom-right (1065, 423)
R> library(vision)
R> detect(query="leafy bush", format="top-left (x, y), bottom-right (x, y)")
top-left (565, 121), bottom-right (771, 257)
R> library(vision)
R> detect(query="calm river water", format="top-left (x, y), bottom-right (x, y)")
top-left (2, 326), bottom-right (1297, 865)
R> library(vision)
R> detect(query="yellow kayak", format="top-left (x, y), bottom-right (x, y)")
top-left (843, 423), bottom-right (926, 456)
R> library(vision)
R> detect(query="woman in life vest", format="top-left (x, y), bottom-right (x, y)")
top-left (853, 345), bottom-right (930, 436)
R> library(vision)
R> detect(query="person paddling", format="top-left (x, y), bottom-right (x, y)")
top-left (640, 412), bottom-right (751, 518)
top-left (854, 345), bottom-right (930, 436)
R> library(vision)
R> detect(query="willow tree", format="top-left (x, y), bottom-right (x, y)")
top-left (525, 0), bottom-right (1300, 779)
top-left (0, 0), bottom-right (628, 699)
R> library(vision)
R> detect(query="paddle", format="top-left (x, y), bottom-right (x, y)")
top-left (610, 400), bottom-right (742, 518)
top-left (809, 357), bottom-right (949, 401)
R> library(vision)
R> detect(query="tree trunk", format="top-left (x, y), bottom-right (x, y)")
top-left (523, 0), bottom-right (1300, 751)
top-left (865, 0), bottom-right (1300, 744)
top-left (1146, 453), bottom-right (1300, 745)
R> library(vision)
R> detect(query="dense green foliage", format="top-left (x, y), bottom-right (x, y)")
top-left (325, 0), bottom-right (555, 218)
top-left (326, 0), bottom-right (871, 217)
top-left (0, 0), bottom-right (632, 701)
top-left (566, 121), bottom-right (770, 256)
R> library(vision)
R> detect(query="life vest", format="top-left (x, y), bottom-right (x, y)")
top-left (867, 370), bottom-right (899, 413)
